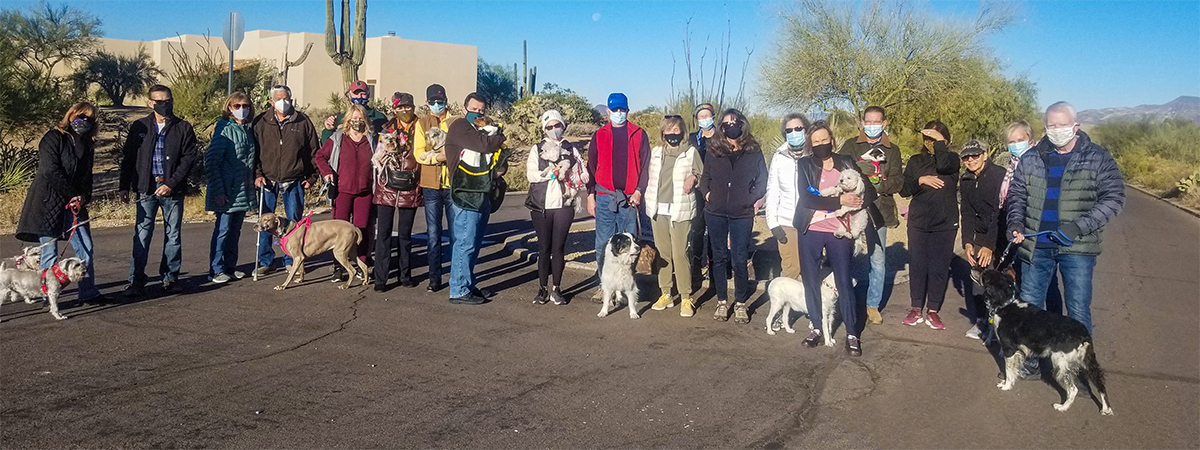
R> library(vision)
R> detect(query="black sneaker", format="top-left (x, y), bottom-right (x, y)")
top-left (162, 280), bottom-right (181, 294)
top-left (330, 268), bottom-right (348, 283)
top-left (123, 284), bottom-right (144, 298)
top-left (472, 287), bottom-right (495, 298)
top-left (846, 335), bottom-right (862, 357)
top-left (400, 278), bottom-right (418, 288)
top-left (81, 294), bottom-right (113, 305)
top-left (449, 293), bottom-right (487, 305)
top-left (373, 284), bottom-right (390, 293)
top-left (533, 287), bottom-right (549, 305)
top-left (549, 288), bottom-right (567, 305)
top-left (801, 330), bottom-right (824, 348)
top-left (427, 279), bottom-right (442, 292)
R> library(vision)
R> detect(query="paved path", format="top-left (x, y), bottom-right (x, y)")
top-left (1, 189), bottom-right (1196, 448)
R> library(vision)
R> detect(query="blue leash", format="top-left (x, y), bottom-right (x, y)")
top-left (995, 231), bottom-right (1055, 269)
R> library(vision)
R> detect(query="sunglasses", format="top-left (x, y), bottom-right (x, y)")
top-left (963, 153), bottom-right (985, 160)
top-left (429, 101), bottom-right (446, 106)
top-left (230, 103), bottom-right (251, 110)
top-left (392, 104), bottom-right (414, 110)
top-left (721, 121), bottom-right (739, 128)
top-left (544, 123), bottom-right (564, 131)
top-left (784, 126), bottom-right (804, 134)
top-left (664, 115), bottom-right (683, 119)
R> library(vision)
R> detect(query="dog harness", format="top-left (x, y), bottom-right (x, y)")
top-left (41, 265), bottom-right (71, 295)
top-left (279, 212), bottom-right (314, 258)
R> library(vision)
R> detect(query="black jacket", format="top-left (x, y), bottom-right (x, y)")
top-left (252, 110), bottom-right (320, 184)
top-left (900, 141), bottom-right (961, 232)
top-left (700, 149), bottom-right (768, 218)
top-left (16, 129), bottom-right (95, 242)
top-left (119, 114), bottom-right (199, 195)
top-left (793, 154), bottom-right (879, 234)
top-left (960, 162), bottom-right (1006, 251)
top-left (837, 132), bottom-right (904, 227)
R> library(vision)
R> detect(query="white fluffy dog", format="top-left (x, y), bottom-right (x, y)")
top-left (598, 232), bottom-right (642, 319)
top-left (819, 169), bottom-right (870, 247)
top-left (9, 246), bottom-right (42, 271)
top-left (765, 271), bottom-right (839, 346)
top-left (0, 257), bottom-right (87, 321)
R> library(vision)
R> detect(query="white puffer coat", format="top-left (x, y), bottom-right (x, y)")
top-left (765, 142), bottom-right (805, 229)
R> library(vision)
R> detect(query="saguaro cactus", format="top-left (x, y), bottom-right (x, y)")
top-left (325, 0), bottom-right (367, 91)
top-left (279, 37), bottom-right (313, 86)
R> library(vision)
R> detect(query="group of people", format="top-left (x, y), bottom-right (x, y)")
top-left (15, 80), bottom-right (1125, 360)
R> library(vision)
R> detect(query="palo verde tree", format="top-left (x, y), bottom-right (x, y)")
top-left (325, 0), bottom-right (366, 91)
top-left (73, 47), bottom-right (162, 106)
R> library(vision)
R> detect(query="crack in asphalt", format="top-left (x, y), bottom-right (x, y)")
top-left (745, 353), bottom-right (847, 449)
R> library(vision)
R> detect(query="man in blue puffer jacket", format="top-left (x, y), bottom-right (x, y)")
top-left (1006, 101), bottom-right (1125, 336)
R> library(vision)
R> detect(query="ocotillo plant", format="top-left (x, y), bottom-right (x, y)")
top-left (325, 0), bottom-right (366, 91)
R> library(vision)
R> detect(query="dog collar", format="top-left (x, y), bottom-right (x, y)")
top-left (41, 265), bottom-right (72, 295)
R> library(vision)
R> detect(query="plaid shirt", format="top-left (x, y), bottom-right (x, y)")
top-left (152, 122), bottom-right (167, 178)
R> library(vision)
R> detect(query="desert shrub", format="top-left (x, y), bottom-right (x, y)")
top-left (1092, 118), bottom-right (1200, 194)
top-left (502, 148), bottom-right (530, 192)
top-left (0, 147), bottom-right (37, 192)
top-left (566, 122), bottom-right (598, 138)
top-left (502, 88), bottom-right (598, 147)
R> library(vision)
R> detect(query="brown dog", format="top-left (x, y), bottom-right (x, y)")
top-left (254, 213), bottom-right (369, 291)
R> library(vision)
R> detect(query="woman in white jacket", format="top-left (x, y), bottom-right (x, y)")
top-left (524, 110), bottom-right (588, 305)
top-left (765, 113), bottom-right (811, 279)
top-left (645, 115), bottom-right (704, 317)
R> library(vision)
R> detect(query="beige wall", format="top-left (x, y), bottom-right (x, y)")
top-left (96, 30), bottom-right (477, 109)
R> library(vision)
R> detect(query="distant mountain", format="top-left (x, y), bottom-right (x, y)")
top-left (1077, 96), bottom-right (1200, 126)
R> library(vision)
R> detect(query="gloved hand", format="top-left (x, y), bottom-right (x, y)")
top-left (1049, 222), bottom-right (1080, 246)
top-left (771, 227), bottom-right (788, 244)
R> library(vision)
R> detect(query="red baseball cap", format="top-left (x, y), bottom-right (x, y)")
top-left (349, 80), bottom-right (369, 93)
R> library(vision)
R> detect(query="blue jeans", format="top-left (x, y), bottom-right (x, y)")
top-left (448, 198), bottom-right (490, 298)
top-left (593, 192), bottom-right (639, 276)
top-left (38, 215), bottom-right (100, 300)
top-left (1020, 247), bottom-right (1097, 333)
top-left (866, 225), bottom-right (888, 308)
top-left (257, 181), bottom-right (305, 268)
top-left (130, 191), bottom-right (184, 286)
top-left (210, 211), bottom-right (246, 276)
top-left (423, 187), bottom-right (454, 283)
top-left (706, 213), bottom-right (753, 303)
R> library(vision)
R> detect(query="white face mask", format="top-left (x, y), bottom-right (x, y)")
top-left (610, 111), bottom-right (627, 126)
top-left (1046, 125), bottom-right (1076, 148)
top-left (273, 99), bottom-right (292, 114)
top-left (546, 127), bottom-right (564, 140)
top-left (232, 108), bottom-right (250, 121)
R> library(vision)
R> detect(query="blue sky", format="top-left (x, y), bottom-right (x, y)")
top-left (18, 0), bottom-right (1200, 112)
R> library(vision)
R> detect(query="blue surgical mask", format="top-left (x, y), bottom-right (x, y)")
top-left (610, 111), bottom-right (627, 126)
top-left (465, 111), bottom-right (483, 124)
top-left (429, 102), bottom-right (446, 114)
top-left (1007, 140), bottom-right (1030, 158)
top-left (350, 97), bottom-right (368, 106)
top-left (786, 130), bottom-right (806, 148)
top-left (864, 124), bottom-right (884, 139)
top-left (698, 117), bottom-right (714, 130)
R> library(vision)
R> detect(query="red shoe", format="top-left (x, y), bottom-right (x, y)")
top-left (926, 311), bottom-right (946, 330)
top-left (902, 308), bottom-right (924, 326)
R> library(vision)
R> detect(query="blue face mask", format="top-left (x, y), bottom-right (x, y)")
top-left (786, 130), bottom-right (806, 148)
top-left (350, 97), bottom-right (369, 106)
top-left (429, 102), bottom-right (446, 114)
top-left (1007, 140), bottom-right (1030, 157)
top-left (698, 117), bottom-right (714, 130)
top-left (864, 124), bottom-right (884, 138)
top-left (465, 111), bottom-right (483, 124)
top-left (610, 111), bottom-right (627, 126)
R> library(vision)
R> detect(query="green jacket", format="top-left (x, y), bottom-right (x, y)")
top-left (320, 107), bottom-right (389, 144)
top-left (206, 118), bottom-right (257, 213)
top-left (838, 131), bottom-right (904, 227)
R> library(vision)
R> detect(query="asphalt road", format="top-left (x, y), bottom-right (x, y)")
top-left (1, 189), bottom-right (1197, 449)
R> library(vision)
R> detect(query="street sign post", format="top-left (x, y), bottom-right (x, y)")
top-left (221, 11), bottom-right (245, 96)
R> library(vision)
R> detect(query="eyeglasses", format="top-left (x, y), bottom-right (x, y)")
top-left (784, 126), bottom-right (804, 134)
top-left (230, 103), bottom-right (251, 109)
top-left (544, 123), bottom-right (564, 131)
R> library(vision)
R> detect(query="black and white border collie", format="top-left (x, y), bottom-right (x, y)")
top-left (975, 268), bottom-right (1114, 415)
top-left (598, 232), bottom-right (641, 319)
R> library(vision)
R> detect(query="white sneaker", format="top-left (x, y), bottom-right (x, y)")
top-left (209, 273), bottom-right (232, 284)
top-left (965, 323), bottom-right (985, 340)
top-left (231, 270), bottom-right (246, 279)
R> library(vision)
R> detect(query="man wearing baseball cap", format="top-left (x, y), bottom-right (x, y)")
top-left (412, 83), bottom-right (456, 292)
top-left (587, 93), bottom-right (650, 287)
top-left (322, 80), bottom-right (388, 144)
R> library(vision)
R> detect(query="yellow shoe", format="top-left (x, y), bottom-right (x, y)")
top-left (867, 307), bottom-right (883, 325)
top-left (680, 298), bottom-right (695, 317)
top-left (652, 294), bottom-right (676, 311)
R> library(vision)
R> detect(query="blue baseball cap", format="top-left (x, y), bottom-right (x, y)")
top-left (607, 93), bottom-right (628, 111)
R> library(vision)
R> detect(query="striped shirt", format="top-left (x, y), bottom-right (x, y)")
top-left (1036, 151), bottom-right (1073, 247)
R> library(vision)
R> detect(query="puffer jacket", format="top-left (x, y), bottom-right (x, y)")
top-left (1006, 131), bottom-right (1125, 259)
top-left (765, 143), bottom-right (801, 229)
top-left (372, 141), bottom-right (422, 208)
top-left (16, 128), bottom-right (94, 242)
top-left (205, 118), bottom-right (257, 213)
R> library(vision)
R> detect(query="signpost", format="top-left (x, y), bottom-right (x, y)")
top-left (221, 11), bottom-right (245, 95)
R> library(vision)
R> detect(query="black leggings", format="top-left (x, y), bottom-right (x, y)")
top-left (532, 207), bottom-right (573, 288)
top-left (375, 205), bottom-right (417, 285)
top-left (908, 228), bottom-right (957, 311)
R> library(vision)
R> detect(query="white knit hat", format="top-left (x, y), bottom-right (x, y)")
top-left (540, 109), bottom-right (566, 129)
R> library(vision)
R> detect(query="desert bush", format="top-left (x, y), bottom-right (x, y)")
top-left (502, 88), bottom-right (598, 147)
top-left (566, 122), bottom-right (598, 138)
top-left (1091, 118), bottom-right (1200, 194)
top-left (0, 147), bottom-right (37, 192)
top-left (502, 148), bottom-right (530, 192)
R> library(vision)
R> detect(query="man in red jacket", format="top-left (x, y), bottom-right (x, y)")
top-left (586, 93), bottom-right (650, 289)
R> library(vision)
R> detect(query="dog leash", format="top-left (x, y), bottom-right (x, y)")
top-left (995, 230), bottom-right (1055, 270)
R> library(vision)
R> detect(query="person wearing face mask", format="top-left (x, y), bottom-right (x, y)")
top-left (322, 80), bottom-right (388, 144)
top-left (118, 84), bottom-right (200, 297)
top-left (251, 84), bottom-right (320, 277)
top-left (586, 93), bottom-right (651, 293)
top-left (525, 110), bottom-right (588, 306)
top-left (412, 84), bottom-right (456, 292)
top-left (836, 106), bottom-right (902, 325)
top-left (899, 120), bottom-right (961, 331)
top-left (16, 102), bottom-right (108, 305)
top-left (957, 139), bottom-right (1006, 337)
top-left (204, 93), bottom-right (259, 284)
top-left (645, 115), bottom-right (704, 317)
top-left (686, 103), bottom-right (716, 291)
top-left (700, 109), bottom-right (768, 324)
top-left (316, 104), bottom-right (378, 282)
top-left (793, 121), bottom-right (877, 356)
top-left (766, 113), bottom-right (811, 280)
top-left (1007, 101), bottom-right (1125, 338)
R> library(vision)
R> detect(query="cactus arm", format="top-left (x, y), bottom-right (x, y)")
top-left (291, 42), bottom-right (313, 67)
top-left (325, 0), bottom-right (343, 64)
top-left (350, 0), bottom-right (367, 66)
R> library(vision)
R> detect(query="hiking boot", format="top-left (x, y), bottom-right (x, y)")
top-left (652, 294), bottom-right (676, 311)
top-left (801, 329), bottom-right (823, 348)
top-left (926, 311), bottom-right (946, 330)
top-left (902, 308), bottom-right (925, 326)
top-left (449, 293), bottom-right (487, 305)
top-left (533, 287), bottom-right (549, 305)
top-left (846, 335), bottom-right (862, 357)
top-left (252, 266), bottom-right (273, 277)
top-left (162, 279), bottom-right (181, 294)
top-left (866, 307), bottom-right (883, 325)
top-left (732, 303), bottom-right (750, 324)
top-left (549, 288), bottom-right (567, 305)
top-left (712, 300), bottom-right (730, 321)
top-left (680, 298), bottom-right (695, 317)
top-left (209, 273), bottom-right (232, 284)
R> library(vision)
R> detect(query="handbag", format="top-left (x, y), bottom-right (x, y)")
top-left (383, 152), bottom-right (419, 191)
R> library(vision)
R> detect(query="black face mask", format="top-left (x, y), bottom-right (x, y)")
top-left (811, 143), bottom-right (833, 159)
top-left (70, 118), bottom-right (92, 135)
top-left (663, 133), bottom-right (684, 147)
top-left (153, 102), bottom-right (174, 118)
top-left (723, 124), bottom-right (743, 139)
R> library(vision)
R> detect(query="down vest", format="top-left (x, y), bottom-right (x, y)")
top-left (1006, 131), bottom-right (1125, 260)
top-left (16, 129), bottom-right (94, 242)
top-left (205, 118), bottom-right (257, 213)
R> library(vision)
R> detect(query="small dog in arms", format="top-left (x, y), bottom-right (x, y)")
top-left (0, 257), bottom-right (87, 321)
top-left (765, 271), bottom-right (839, 345)
top-left (255, 213), bottom-right (370, 291)
top-left (598, 232), bottom-right (642, 319)
top-left (975, 267), bottom-right (1113, 415)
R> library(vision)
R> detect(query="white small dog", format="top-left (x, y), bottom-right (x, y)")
top-left (819, 169), bottom-right (870, 247)
top-left (0, 257), bottom-right (87, 321)
top-left (765, 271), bottom-right (839, 346)
top-left (598, 232), bottom-right (641, 319)
top-left (9, 246), bottom-right (42, 271)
